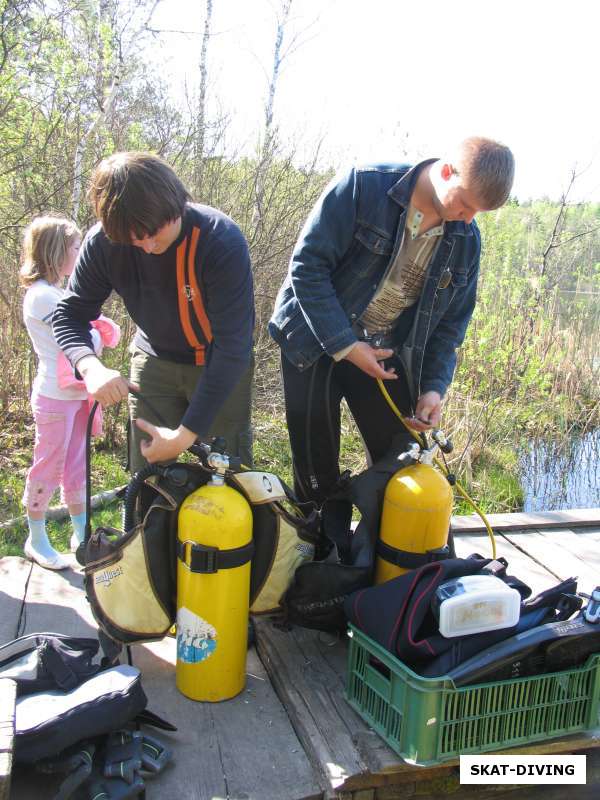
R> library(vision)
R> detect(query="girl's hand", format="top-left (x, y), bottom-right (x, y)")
top-left (77, 355), bottom-right (137, 405)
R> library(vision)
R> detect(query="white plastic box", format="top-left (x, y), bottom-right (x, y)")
top-left (434, 574), bottom-right (521, 638)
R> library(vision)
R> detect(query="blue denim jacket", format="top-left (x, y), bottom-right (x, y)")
top-left (269, 160), bottom-right (481, 401)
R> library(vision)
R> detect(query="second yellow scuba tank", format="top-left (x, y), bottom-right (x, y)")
top-left (176, 455), bottom-right (253, 702)
top-left (374, 442), bottom-right (453, 585)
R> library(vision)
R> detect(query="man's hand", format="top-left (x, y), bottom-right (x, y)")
top-left (344, 342), bottom-right (397, 379)
top-left (136, 419), bottom-right (197, 464)
top-left (77, 355), bottom-right (137, 406)
top-left (406, 391), bottom-right (443, 431)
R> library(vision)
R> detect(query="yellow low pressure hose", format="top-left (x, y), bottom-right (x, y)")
top-left (376, 378), bottom-right (497, 559)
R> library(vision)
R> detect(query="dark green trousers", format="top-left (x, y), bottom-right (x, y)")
top-left (127, 347), bottom-right (254, 474)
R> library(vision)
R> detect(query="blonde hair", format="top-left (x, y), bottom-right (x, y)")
top-left (456, 136), bottom-right (515, 210)
top-left (19, 216), bottom-right (81, 287)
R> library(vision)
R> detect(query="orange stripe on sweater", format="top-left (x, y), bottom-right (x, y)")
top-left (176, 237), bottom-right (205, 364)
top-left (187, 227), bottom-right (213, 344)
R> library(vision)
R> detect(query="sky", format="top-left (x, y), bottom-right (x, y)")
top-left (150, 0), bottom-right (600, 202)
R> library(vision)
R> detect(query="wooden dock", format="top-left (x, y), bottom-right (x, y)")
top-left (2, 508), bottom-right (600, 799)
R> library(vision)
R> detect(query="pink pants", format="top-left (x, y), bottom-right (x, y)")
top-left (22, 391), bottom-right (89, 512)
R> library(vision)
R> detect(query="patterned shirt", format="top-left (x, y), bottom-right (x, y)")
top-left (359, 206), bottom-right (444, 334)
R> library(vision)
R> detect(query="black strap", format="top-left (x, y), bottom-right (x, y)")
top-left (376, 539), bottom-right (449, 570)
top-left (85, 401), bottom-right (100, 546)
top-left (177, 539), bottom-right (254, 573)
top-left (39, 640), bottom-right (79, 692)
top-left (134, 709), bottom-right (178, 732)
top-left (47, 742), bottom-right (95, 800)
top-left (98, 629), bottom-right (123, 666)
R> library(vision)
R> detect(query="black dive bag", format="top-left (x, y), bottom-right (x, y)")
top-left (344, 555), bottom-right (583, 677)
top-left (0, 632), bottom-right (101, 696)
top-left (0, 633), bottom-right (148, 764)
top-left (14, 664), bottom-right (147, 763)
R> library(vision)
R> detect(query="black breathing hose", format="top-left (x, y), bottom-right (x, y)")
top-left (122, 463), bottom-right (168, 533)
top-left (84, 401), bottom-right (100, 547)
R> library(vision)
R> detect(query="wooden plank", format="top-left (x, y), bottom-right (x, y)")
top-left (133, 636), bottom-right (324, 800)
top-left (580, 528), bottom-right (600, 545)
top-left (365, 747), bottom-right (600, 799)
top-left (0, 679), bottom-right (16, 800)
top-left (254, 616), bottom-right (371, 792)
top-left (536, 528), bottom-right (600, 584)
top-left (363, 750), bottom-right (600, 799)
top-left (296, 628), bottom-right (412, 778)
top-left (453, 532), bottom-right (559, 594)
top-left (452, 508), bottom-right (600, 533)
top-left (2, 557), bottom-right (322, 800)
top-left (253, 620), bottom-right (464, 792)
top-left (500, 529), bottom-right (600, 597)
top-left (0, 558), bottom-right (35, 643)
top-left (19, 557), bottom-right (97, 636)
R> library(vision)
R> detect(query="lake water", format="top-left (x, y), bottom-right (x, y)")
top-left (520, 429), bottom-right (600, 512)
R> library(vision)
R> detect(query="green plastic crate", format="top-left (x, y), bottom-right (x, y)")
top-left (345, 624), bottom-right (600, 766)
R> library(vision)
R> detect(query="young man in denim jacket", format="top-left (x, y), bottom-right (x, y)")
top-left (269, 136), bottom-right (514, 508)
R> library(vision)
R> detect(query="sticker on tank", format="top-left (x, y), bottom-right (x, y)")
top-left (176, 606), bottom-right (217, 663)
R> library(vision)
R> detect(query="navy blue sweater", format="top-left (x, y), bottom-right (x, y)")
top-left (53, 204), bottom-right (254, 437)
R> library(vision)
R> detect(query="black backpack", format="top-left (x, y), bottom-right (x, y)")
top-left (0, 633), bottom-right (148, 763)
top-left (281, 434), bottom-right (448, 632)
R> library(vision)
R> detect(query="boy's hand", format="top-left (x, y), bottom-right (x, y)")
top-left (136, 419), bottom-right (197, 463)
top-left (344, 342), bottom-right (397, 379)
top-left (405, 391), bottom-right (443, 431)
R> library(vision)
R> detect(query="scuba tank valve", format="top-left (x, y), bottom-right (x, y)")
top-left (376, 377), bottom-right (497, 560)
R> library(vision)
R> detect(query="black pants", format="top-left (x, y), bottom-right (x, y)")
top-left (281, 353), bottom-right (415, 506)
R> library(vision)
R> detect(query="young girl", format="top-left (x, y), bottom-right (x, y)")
top-left (20, 216), bottom-right (90, 569)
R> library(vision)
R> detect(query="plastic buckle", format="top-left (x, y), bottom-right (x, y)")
top-left (584, 586), bottom-right (600, 624)
top-left (180, 541), bottom-right (219, 573)
top-left (104, 731), bottom-right (143, 785)
top-left (195, 543), bottom-right (218, 573)
top-left (140, 734), bottom-right (172, 775)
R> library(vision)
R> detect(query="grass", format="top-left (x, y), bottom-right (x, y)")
top-left (0, 404), bottom-right (372, 558)
top-left (0, 433), bottom-right (129, 557)
top-left (452, 447), bottom-right (524, 515)
top-left (0, 395), bottom-right (589, 559)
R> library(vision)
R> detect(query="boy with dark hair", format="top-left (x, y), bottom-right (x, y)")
top-left (54, 152), bottom-right (254, 471)
top-left (269, 136), bottom-right (514, 507)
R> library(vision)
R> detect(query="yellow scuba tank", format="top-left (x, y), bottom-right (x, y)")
top-left (374, 443), bottom-right (453, 585)
top-left (176, 459), bottom-right (253, 702)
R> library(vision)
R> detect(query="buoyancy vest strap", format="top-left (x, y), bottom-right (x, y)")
top-left (376, 539), bottom-right (450, 570)
top-left (187, 227), bottom-right (213, 345)
top-left (177, 539), bottom-right (254, 573)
